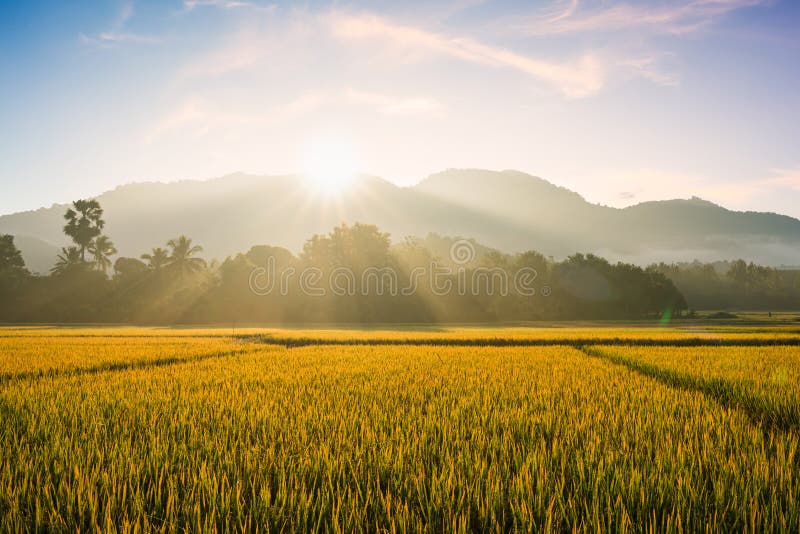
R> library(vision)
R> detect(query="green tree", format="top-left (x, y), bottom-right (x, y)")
top-left (63, 199), bottom-right (105, 262)
top-left (727, 259), bottom-right (749, 287)
top-left (141, 247), bottom-right (170, 271)
top-left (167, 236), bottom-right (206, 278)
top-left (114, 257), bottom-right (148, 277)
top-left (0, 234), bottom-right (30, 296)
top-left (89, 235), bottom-right (117, 273)
top-left (51, 247), bottom-right (84, 276)
top-left (514, 250), bottom-right (549, 277)
top-left (0, 234), bottom-right (27, 273)
top-left (303, 223), bottom-right (391, 270)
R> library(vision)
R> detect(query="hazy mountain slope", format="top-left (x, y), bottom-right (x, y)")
top-left (1, 169), bottom-right (799, 266)
top-left (12, 235), bottom-right (62, 275)
top-left (0, 173), bottom-right (536, 262)
top-left (414, 169), bottom-right (800, 264)
top-left (414, 169), bottom-right (613, 252)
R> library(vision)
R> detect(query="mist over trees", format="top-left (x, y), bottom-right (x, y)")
top-left (0, 234), bottom-right (29, 299)
top-left (0, 198), bottom-right (797, 324)
top-left (652, 260), bottom-right (800, 311)
top-left (4, 170), bottom-right (800, 271)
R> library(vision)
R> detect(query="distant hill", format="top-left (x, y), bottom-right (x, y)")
top-left (11, 235), bottom-right (62, 275)
top-left (416, 170), bottom-right (800, 265)
top-left (2, 169), bottom-right (799, 267)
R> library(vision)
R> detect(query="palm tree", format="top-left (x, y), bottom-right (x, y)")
top-left (88, 236), bottom-right (117, 273)
top-left (50, 247), bottom-right (83, 276)
top-left (140, 247), bottom-right (170, 271)
top-left (166, 236), bottom-right (206, 278)
top-left (63, 199), bottom-right (104, 261)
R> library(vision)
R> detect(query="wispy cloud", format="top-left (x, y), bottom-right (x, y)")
top-left (426, 0), bottom-right (491, 21)
top-left (146, 96), bottom-right (256, 142)
top-left (175, 8), bottom-right (606, 98)
top-left (512, 0), bottom-right (769, 36)
top-left (329, 12), bottom-right (605, 98)
top-left (177, 37), bottom-right (263, 80)
top-left (762, 167), bottom-right (800, 191)
top-left (80, 32), bottom-right (161, 46)
top-left (345, 89), bottom-right (446, 117)
top-left (183, 0), bottom-right (276, 12)
top-left (495, 1), bottom-right (769, 88)
top-left (146, 92), bottom-right (328, 142)
top-left (171, 7), bottom-right (684, 101)
top-left (185, 0), bottom-right (250, 9)
top-left (147, 87), bottom-right (444, 143)
top-left (618, 54), bottom-right (680, 87)
top-left (81, 0), bottom-right (160, 47)
top-left (117, 0), bottom-right (134, 27)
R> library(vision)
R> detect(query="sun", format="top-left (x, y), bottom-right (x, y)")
top-left (302, 136), bottom-right (360, 194)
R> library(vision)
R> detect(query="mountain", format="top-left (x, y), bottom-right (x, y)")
top-left (11, 235), bottom-right (62, 275)
top-left (2, 169), bottom-right (799, 267)
top-left (416, 170), bottom-right (800, 265)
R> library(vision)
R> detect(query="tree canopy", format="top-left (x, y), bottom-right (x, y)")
top-left (15, 200), bottom-right (800, 324)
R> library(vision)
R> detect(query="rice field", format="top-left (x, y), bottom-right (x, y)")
top-left (1, 327), bottom-right (799, 532)
top-left (2, 325), bottom-right (799, 344)
top-left (588, 345), bottom-right (800, 431)
top-left (0, 336), bottom-right (263, 380)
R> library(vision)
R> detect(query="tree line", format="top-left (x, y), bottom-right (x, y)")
top-left (18, 196), bottom-right (799, 324)
top-left (651, 260), bottom-right (800, 311)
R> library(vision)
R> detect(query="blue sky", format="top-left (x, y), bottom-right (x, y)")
top-left (1, 0), bottom-right (799, 217)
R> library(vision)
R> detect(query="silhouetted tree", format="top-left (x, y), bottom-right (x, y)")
top-left (63, 199), bottom-right (104, 261)
top-left (114, 257), bottom-right (149, 280)
top-left (0, 234), bottom-right (27, 273)
top-left (727, 259), bottom-right (749, 287)
top-left (0, 235), bottom-right (30, 300)
top-left (393, 236), bottom-right (435, 268)
top-left (303, 223), bottom-right (392, 271)
top-left (6, 213), bottom-right (793, 323)
top-left (89, 235), bottom-right (117, 273)
top-left (651, 259), bottom-right (799, 311)
top-left (51, 247), bottom-right (84, 276)
top-left (167, 236), bottom-right (206, 278)
top-left (141, 247), bottom-right (169, 270)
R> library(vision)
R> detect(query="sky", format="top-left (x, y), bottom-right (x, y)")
top-left (1, 0), bottom-right (799, 217)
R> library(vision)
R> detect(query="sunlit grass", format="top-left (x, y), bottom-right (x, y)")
top-left (0, 336), bottom-right (262, 379)
top-left (1, 325), bottom-right (798, 342)
top-left (1, 341), bottom-right (799, 531)
top-left (589, 345), bottom-right (800, 430)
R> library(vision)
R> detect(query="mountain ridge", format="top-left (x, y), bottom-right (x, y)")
top-left (2, 169), bottom-right (798, 271)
